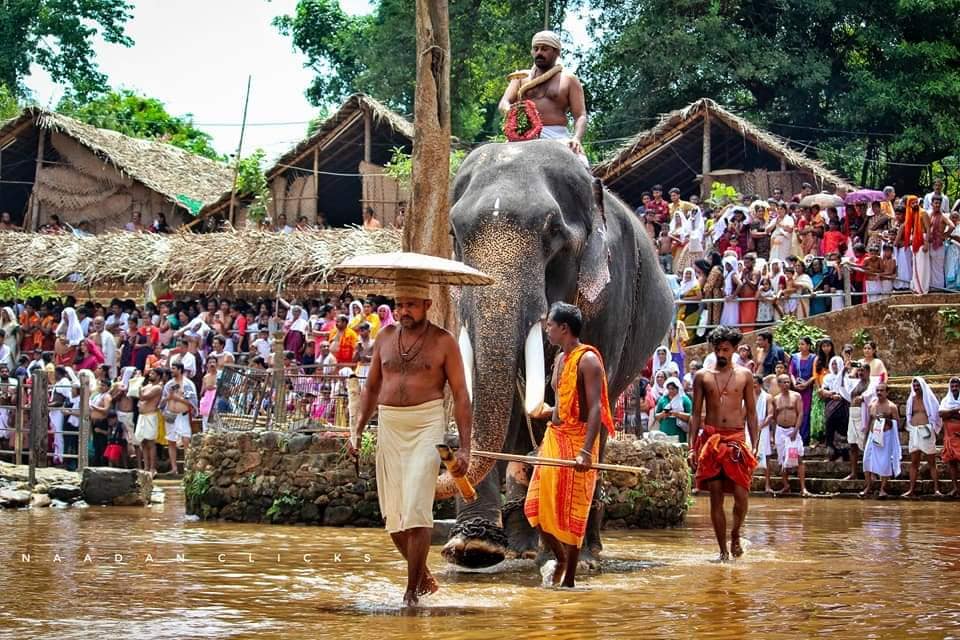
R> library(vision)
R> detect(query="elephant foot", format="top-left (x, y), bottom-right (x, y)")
top-left (441, 517), bottom-right (509, 569)
top-left (502, 497), bottom-right (540, 561)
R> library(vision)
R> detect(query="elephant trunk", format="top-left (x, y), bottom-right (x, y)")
top-left (436, 226), bottom-right (545, 499)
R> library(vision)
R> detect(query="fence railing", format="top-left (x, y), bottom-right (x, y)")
top-left (211, 363), bottom-right (368, 434)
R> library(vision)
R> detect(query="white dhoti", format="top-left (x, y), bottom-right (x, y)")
top-left (376, 398), bottom-right (445, 533)
top-left (775, 426), bottom-right (803, 469)
top-left (929, 246), bottom-right (946, 289)
top-left (0, 408), bottom-right (10, 440)
top-left (881, 278), bottom-right (893, 296)
top-left (913, 248), bottom-right (930, 294)
top-left (751, 426), bottom-right (772, 469)
top-left (907, 424), bottom-right (937, 455)
top-left (865, 279), bottom-right (883, 303)
top-left (847, 406), bottom-right (867, 449)
top-left (862, 419), bottom-right (901, 478)
top-left (50, 410), bottom-right (64, 465)
top-left (539, 126), bottom-right (589, 167)
top-left (895, 247), bottom-right (912, 290)
top-left (117, 410), bottom-right (136, 454)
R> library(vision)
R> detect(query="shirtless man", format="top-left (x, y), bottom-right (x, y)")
top-left (90, 378), bottom-right (113, 465)
top-left (771, 375), bottom-right (812, 496)
top-left (134, 369), bottom-right (163, 476)
top-left (903, 377), bottom-right (942, 498)
top-left (861, 383), bottom-right (901, 498)
top-left (690, 326), bottom-right (758, 561)
top-left (498, 30), bottom-right (587, 158)
top-left (879, 244), bottom-right (897, 297)
top-left (863, 244), bottom-right (884, 303)
top-left (843, 363), bottom-right (873, 480)
top-left (352, 277), bottom-right (472, 607)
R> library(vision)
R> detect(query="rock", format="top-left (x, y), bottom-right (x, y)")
top-left (31, 493), bottom-right (51, 508)
top-left (73, 500), bottom-right (89, 509)
top-left (261, 431), bottom-right (281, 450)
top-left (50, 499), bottom-right (70, 509)
top-left (203, 487), bottom-right (229, 508)
top-left (48, 484), bottom-right (82, 503)
top-left (432, 519), bottom-right (456, 545)
top-left (80, 468), bottom-right (153, 506)
top-left (300, 501), bottom-right (320, 521)
top-left (236, 451), bottom-right (262, 474)
top-left (323, 505), bottom-right (353, 526)
top-left (151, 490), bottom-right (165, 504)
top-left (287, 434), bottom-right (313, 455)
top-left (0, 489), bottom-right (31, 508)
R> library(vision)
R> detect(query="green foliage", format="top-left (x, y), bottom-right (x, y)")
top-left (580, 0), bottom-right (960, 188)
top-left (773, 317), bottom-right (828, 355)
top-left (0, 278), bottom-right (59, 302)
top-left (57, 89), bottom-right (223, 161)
top-left (183, 471), bottom-right (211, 502)
top-left (939, 308), bottom-right (960, 341)
top-left (852, 329), bottom-right (872, 349)
top-left (234, 149), bottom-right (272, 223)
top-left (274, 0), bottom-right (568, 142)
top-left (384, 146), bottom-right (466, 190)
top-left (0, 83), bottom-right (19, 120)
top-left (0, 0), bottom-right (133, 99)
top-left (358, 431), bottom-right (376, 464)
top-left (265, 492), bottom-right (303, 522)
top-left (707, 182), bottom-right (739, 209)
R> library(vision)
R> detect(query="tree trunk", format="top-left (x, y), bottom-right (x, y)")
top-left (408, 0), bottom-right (454, 331)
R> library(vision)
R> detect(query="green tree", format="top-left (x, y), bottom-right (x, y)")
top-left (0, 0), bottom-right (133, 98)
top-left (0, 83), bottom-right (19, 120)
top-left (580, 0), bottom-right (960, 191)
top-left (57, 89), bottom-right (223, 161)
top-left (274, 0), bottom-right (569, 141)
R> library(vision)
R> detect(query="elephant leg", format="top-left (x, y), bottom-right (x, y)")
top-left (581, 430), bottom-right (609, 567)
top-left (441, 463), bottom-right (508, 568)
top-left (503, 461), bottom-right (539, 559)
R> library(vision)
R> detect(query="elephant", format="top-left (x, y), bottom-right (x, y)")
top-left (434, 139), bottom-right (675, 568)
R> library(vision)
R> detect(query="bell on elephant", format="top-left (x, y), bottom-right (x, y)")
top-left (437, 139), bottom-right (674, 570)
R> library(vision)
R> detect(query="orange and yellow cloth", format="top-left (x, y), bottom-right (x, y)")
top-left (693, 425), bottom-right (757, 494)
top-left (524, 344), bottom-right (614, 547)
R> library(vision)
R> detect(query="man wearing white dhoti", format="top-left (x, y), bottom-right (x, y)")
top-left (903, 377), bottom-right (942, 497)
top-left (354, 275), bottom-right (473, 607)
top-left (861, 383), bottom-right (902, 498)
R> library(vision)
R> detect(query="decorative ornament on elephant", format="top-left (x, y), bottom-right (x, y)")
top-left (436, 140), bottom-right (674, 569)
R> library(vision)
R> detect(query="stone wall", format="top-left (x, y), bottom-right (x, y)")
top-left (686, 293), bottom-right (960, 376)
top-left (184, 431), bottom-right (691, 529)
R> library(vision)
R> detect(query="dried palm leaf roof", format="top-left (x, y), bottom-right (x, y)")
top-left (0, 107), bottom-right (234, 211)
top-left (0, 228), bottom-right (402, 291)
top-left (593, 98), bottom-right (852, 190)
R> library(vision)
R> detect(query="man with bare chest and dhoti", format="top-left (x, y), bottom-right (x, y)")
top-left (352, 276), bottom-right (473, 607)
top-left (499, 30), bottom-right (588, 164)
top-left (690, 326), bottom-right (758, 562)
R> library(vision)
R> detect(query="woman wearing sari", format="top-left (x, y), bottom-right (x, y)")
top-left (819, 355), bottom-right (849, 460)
top-left (698, 254), bottom-right (725, 333)
top-left (677, 267), bottom-right (701, 333)
top-left (808, 257), bottom-right (831, 316)
top-left (789, 336), bottom-right (817, 445)
top-left (810, 338), bottom-right (836, 443)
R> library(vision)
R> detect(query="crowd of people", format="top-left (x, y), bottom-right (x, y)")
top-left (638, 180), bottom-right (960, 341)
top-left (617, 331), bottom-right (960, 497)
top-left (0, 292), bottom-right (398, 475)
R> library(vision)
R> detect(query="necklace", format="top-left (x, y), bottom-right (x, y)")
top-left (398, 325), bottom-right (428, 361)
top-left (715, 367), bottom-right (736, 405)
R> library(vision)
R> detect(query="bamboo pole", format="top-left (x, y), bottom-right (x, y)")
top-left (312, 146), bottom-right (319, 224)
top-left (228, 75), bottom-right (252, 227)
top-left (30, 129), bottom-right (46, 231)
top-left (473, 449), bottom-right (648, 474)
top-left (363, 107), bottom-right (372, 164)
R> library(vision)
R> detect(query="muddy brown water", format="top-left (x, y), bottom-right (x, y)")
top-left (1, 488), bottom-right (958, 639)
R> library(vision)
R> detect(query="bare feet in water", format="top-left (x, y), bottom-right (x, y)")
top-left (417, 570), bottom-right (439, 597)
top-left (712, 550), bottom-right (731, 563)
top-left (402, 589), bottom-right (419, 607)
top-left (730, 535), bottom-right (744, 558)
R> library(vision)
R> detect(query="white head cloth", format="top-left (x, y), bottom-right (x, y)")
top-left (59, 307), bottom-right (85, 346)
top-left (907, 376), bottom-right (942, 433)
top-left (531, 30), bottom-right (562, 50)
top-left (939, 378), bottom-right (960, 412)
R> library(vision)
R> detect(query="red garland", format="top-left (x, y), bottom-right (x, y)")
top-left (503, 99), bottom-right (543, 142)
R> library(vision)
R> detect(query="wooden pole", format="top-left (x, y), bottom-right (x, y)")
top-left (228, 75), bottom-right (253, 227)
top-left (544, 0), bottom-right (550, 29)
top-left (410, 0), bottom-right (454, 331)
top-left (29, 369), bottom-right (49, 485)
top-left (30, 129), bottom-right (46, 231)
top-left (78, 373), bottom-right (91, 471)
top-left (473, 449), bottom-right (648, 474)
top-left (363, 107), bottom-right (372, 164)
top-left (701, 109), bottom-right (711, 200)
top-left (312, 146), bottom-right (319, 224)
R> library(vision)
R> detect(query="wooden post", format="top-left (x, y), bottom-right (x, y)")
top-left (701, 109), bottom-right (711, 200)
top-left (363, 107), bottom-right (373, 164)
top-left (409, 0), bottom-right (454, 331)
top-left (271, 330), bottom-right (287, 428)
top-left (29, 369), bottom-right (49, 485)
top-left (312, 146), bottom-right (320, 223)
top-left (14, 383), bottom-right (24, 465)
top-left (77, 373), bottom-right (91, 471)
top-left (228, 75), bottom-right (252, 227)
top-left (842, 264), bottom-right (853, 307)
top-left (31, 129), bottom-right (46, 231)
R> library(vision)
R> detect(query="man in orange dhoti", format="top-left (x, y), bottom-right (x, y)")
top-left (690, 326), bottom-right (758, 562)
top-left (524, 302), bottom-right (613, 588)
top-left (938, 377), bottom-right (960, 496)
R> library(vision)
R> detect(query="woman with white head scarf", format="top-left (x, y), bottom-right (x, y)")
top-left (653, 376), bottom-right (692, 442)
top-left (0, 307), bottom-right (18, 362)
top-left (649, 345), bottom-right (671, 378)
top-left (719, 254), bottom-right (741, 327)
top-left (903, 376), bottom-right (943, 497)
top-left (650, 369), bottom-right (669, 402)
top-left (57, 307), bottom-right (85, 347)
top-left (818, 355), bottom-right (849, 458)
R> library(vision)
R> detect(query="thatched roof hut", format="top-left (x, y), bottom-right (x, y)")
top-left (0, 107), bottom-right (233, 233)
top-left (593, 98), bottom-right (852, 207)
top-left (203, 93), bottom-right (414, 229)
top-left (0, 228), bottom-right (401, 299)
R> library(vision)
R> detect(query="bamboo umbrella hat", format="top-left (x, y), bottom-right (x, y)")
top-left (334, 252), bottom-right (496, 296)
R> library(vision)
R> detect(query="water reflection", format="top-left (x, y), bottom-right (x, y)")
top-left (0, 488), bottom-right (958, 639)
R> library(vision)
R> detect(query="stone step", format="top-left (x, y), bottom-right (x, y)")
top-left (749, 475), bottom-right (954, 497)
top-left (755, 459), bottom-right (950, 479)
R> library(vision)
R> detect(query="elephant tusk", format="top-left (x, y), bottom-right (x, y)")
top-left (524, 323), bottom-right (546, 415)
top-left (458, 325), bottom-right (475, 403)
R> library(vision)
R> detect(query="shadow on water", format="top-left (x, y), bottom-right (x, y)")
top-left (313, 602), bottom-right (488, 617)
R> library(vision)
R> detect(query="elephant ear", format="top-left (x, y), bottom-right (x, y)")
top-left (577, 180), bottom-right (612, 303)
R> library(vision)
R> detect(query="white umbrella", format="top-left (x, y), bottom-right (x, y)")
top-left (333, 252), bottom-right (496, 287)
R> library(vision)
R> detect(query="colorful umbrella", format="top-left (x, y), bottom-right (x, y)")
top-left (844, 189), bottom-right (887, 204)
top-left (799, 193), bottom-right (844, 208)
